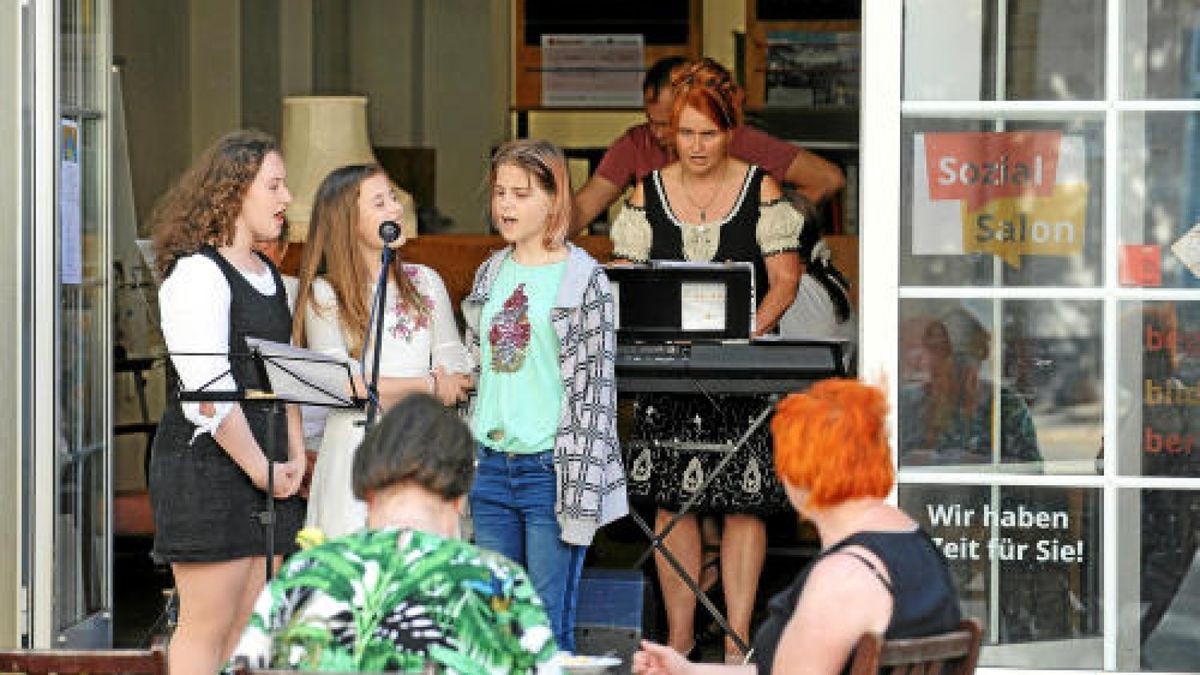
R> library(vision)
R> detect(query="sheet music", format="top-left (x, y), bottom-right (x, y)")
top-left (681, 282), bottom-right (727, 331)
top-left (245, 338), bottom-right (361, 407)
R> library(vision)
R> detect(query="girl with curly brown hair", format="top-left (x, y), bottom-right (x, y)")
top-left (148, 129), bottom-right (307, 675)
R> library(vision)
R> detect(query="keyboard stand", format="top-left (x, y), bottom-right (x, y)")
top-left (627, 399), bottom-right (776, 658)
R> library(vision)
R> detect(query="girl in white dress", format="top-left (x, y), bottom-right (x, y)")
top-left (293, 164), bottom-right (473, 538)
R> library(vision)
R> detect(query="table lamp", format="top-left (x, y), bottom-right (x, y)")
top-left (280, 95), bottom-right (416, 242)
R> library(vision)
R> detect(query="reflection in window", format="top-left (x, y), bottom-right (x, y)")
top-left (1119, 302), bottom-right (1200, 477)
top-left (899, 299), bottom-right (1102, 473)
top-left (1138, 489), bottom-right (1200, 671)
top-left (1122, 1), bottom-right (1200, 100)
top-left (904, 0), bottom-right (1105, 101)
top-left (899, 485), bottom-right (1102, 668)
top-left (899, 306), bottom-right (1041, 466)
top-left (1119, 112), bottom-right (1200, 289)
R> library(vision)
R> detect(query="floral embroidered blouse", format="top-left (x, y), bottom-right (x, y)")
top-left (226, 528), bottom-right (559, 674)
top-left (304, 264), bottom-right (473, 377)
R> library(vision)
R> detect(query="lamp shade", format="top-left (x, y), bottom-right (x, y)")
top-left (281, 96), bottom-right (379, 242)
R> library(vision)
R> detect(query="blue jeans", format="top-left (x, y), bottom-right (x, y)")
top-left (470, 445), bottom-right (586, 652)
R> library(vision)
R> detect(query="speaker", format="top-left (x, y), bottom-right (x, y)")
top-left (574, 568), bottom-right (647, 664)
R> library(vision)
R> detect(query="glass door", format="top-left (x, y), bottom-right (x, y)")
top-left (863, 0), bottom-right (1200, 671)
top-left (53, 0), bottom-right (112, 647)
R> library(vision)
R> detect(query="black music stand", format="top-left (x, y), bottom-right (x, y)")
top-left (171, 339), bottom-right (364, 580)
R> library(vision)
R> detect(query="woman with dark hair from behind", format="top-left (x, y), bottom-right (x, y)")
top-left (227, 393), bottom-right (559, 673)
top-left (633, 379), bottom-right (962, 674)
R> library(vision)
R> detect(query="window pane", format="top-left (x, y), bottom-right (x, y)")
top-left (1119, 112), bottom-right (1200, 289)
top-left (901, 116), bottom-right (1105, 287)
top-left (899, 299), bottom-right (1103, 474)
top-left (55, 0), bottom-right (110, 638)
top-left (59, 1), bottom-right (79, 109)
top-left (904, 0), bottom-right (1105, 101)
top-left (899, 485), bottom-right (1103, 668)
top-left (1118, 301), bottom-right (1200, 477)
top-left (1133, 489), bottom-right (1200, 672)
top-left (1122, 1), bottom-right (1200, 99)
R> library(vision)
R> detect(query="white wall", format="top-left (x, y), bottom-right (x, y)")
top-left (112, 0), bottom-right (191, 230)
top-left (348, 0), bottom-right (422, 146)
top-left (424, 0), bottom-right (510, 231)
top-left (188, 0), bottom-right (240, 154)
top-left (347, 0), bottom-right (510, 231)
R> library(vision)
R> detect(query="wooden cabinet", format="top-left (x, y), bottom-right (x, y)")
top-left (513, 0), bottom-right (703, 110)
top-left (743, 0), bottom-right (860, 110)
top-left (742, 1), bottom-right (861, 234)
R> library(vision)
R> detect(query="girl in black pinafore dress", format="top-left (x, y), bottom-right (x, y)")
top-left (150, 245), bottom-right (304, 563)
top-left (147, 130), bottom-right (306, 675)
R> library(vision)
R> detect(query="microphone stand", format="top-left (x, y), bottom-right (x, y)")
top-left (364, 220), bottom-right (401, 428)
top-left (364, 245), bottom-right (392, 428)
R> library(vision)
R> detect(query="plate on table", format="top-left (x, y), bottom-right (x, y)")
top-left (553, 654), bottom-right (622, 674)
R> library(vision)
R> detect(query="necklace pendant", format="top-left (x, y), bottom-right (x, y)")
top-left (700, 209), bottom-right (706, 221)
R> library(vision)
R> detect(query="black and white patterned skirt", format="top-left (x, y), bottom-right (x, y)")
top-left (624, 393), bottom-right (790, 516)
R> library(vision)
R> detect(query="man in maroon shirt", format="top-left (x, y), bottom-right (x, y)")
top-left (571, 56), bottom-right (845, 234)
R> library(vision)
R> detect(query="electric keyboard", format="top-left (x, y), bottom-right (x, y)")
top-left (615, 339), bottom-right (848, 394)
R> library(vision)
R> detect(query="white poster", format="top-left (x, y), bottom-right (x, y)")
top-left (61, 119), bottom-right (83, 285)
top-left (541, 34), bottom-right (644, 107)
top-left (911, 131), bottom-right (1089, 268)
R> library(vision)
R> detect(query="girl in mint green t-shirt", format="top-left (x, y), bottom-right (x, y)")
top-left (463, 139), bottom-right (626, 653)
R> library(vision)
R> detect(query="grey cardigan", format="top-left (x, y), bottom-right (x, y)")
top-left (463, 244), bottom-right (627, 546)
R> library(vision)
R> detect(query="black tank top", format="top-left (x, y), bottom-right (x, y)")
top-left (642, 165), bottom-right (769, 306)
top-left (751, 529), bottom-right (962, 675)
top-left (198, 246), bottom-right (292, 395)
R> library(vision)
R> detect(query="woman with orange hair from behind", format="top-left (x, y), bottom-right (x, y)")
top-left (634, 379), bottom-right (962, 675)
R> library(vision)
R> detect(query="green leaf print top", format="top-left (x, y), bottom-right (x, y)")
top-left (226, 528), bottom-right (559, 674)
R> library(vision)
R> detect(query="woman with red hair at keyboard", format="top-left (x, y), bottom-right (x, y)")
top-left (609, 58), bottom-right (803, 662)
top-left (633, 379), bottom-right (962, 674)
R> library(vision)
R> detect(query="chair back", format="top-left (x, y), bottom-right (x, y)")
top-left (0, 643), bottom-right (166, 675)
top-left (848, 618), bottom-right (983, 675)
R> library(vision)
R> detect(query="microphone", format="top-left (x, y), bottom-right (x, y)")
top-left (378, 220), bottom-right (402, 244)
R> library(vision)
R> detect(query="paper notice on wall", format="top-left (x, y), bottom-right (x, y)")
top-left (61, 119), bottom-right (82, 285)
top-left (1170, 223), bottom-right (1200, 279)
top-left (911, 131), bottom-right (1089, 269)
top-left (541, 34), bottom-right (643, 107)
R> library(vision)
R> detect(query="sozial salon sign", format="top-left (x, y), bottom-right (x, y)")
top-left (911, 131), bottom-right (1087, 268)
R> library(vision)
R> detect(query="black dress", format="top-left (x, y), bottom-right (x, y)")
top-left (750, 529), bottom-right (963, 674)
top-left (150, 247), bottom-right (305, 563)
top-left (625, 166), bottom-right (789, 515)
